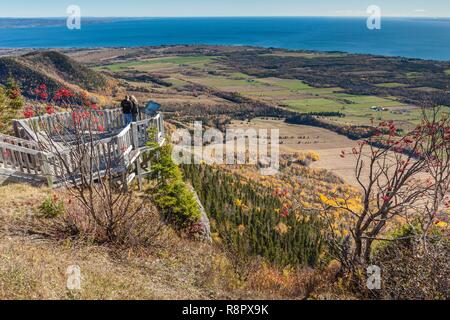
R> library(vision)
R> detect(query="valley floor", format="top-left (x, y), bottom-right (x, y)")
top-left (228, 118), bottom-right (359, 185)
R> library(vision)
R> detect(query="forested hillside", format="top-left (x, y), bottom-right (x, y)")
top-left (183, 164), bottom-right (324, 268)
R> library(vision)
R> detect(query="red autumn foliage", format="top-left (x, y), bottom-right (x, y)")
top-left (53, 87), bottom-right (74, 100)
top-left (45, 104), bottom-right (55, 114)
top-left (23, 107), bottom-right (35, 118)
top-left (32, 84), bottom-right (49, 101)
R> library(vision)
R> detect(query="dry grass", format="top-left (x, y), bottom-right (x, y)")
top-left (0, 184), bottom-right (201, 299)
top-left (0, 183), bottom-right (278, 300)
top-left (0, 235), bottom-right (237, 300)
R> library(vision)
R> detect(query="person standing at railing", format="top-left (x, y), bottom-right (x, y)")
top-left (121, 95), bottom-right (133, 125)
top-left (130, 95), bottom-right (139, 122)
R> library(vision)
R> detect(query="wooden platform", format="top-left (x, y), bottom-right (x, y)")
top-left (0, 108), bottom-right (165, 188)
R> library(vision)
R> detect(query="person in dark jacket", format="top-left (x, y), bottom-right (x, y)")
top-left (121, 95), bottom-right (133, 124)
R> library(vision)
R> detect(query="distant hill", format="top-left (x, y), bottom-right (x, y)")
top-left (0, 51), bottom-right (117, 99)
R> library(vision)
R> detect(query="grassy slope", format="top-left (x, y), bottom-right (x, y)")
top-left (0, 184), bottom-right (263, 300)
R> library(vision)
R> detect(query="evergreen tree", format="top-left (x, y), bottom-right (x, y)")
top-left (145, 133), bottom-right (201, 228)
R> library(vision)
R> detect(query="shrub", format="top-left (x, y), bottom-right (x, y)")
top-left (62, 194), bottom-right (166, 247)
top-left (38, 195), bottom-right (65, 218)
top-left (291, 151), bottom-right (320, 167)
top-left (28, 192), bottom-right (167, 248)
top-left (306, 151), bottom-right (320, 162)
top-left (371, 226), bottom-right (449, 300)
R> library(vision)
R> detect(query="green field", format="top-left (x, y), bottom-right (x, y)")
top-left (166, 78), bottom-right (190, 88)
top-left (332, 94), bottom-right (404, 107)
top-left (97, 56), bottom-right (215, 72)
top-left (342, 108), bottom-right (449, 127)
top-left (189, 75), bottom-right (270, 90)
top-left (284, 98), bottom-right (342, 113)
top-left (405, 72), bottom-right (422, 79)
top-left (256, 78), bottom-right (313, 90)
top-left (241, 90), bottom-right (293, 97)
top-left (283, 92), bottom-right (416, 127)
top-left (375, 82), bottom-right (408, 88)
top-left (263, 51), bottom-right (347, 59)
top-left (227, 72), bottom-right (253, 79)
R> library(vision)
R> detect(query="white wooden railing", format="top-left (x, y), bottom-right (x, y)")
top-left (0, 141), bottom-right (47, 176)
top-left (2, 109), bottom-right (165, 187)
top-left (131, 113), bottom-right (165, 148)
top-left (13, 108), bottom-right (128, 139)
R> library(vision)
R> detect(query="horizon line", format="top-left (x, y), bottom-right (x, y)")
top-left (1, 15), bottom-right (450, 19)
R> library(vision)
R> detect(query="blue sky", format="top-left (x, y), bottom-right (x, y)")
top-left (1, 0), bottom-right (449, 18)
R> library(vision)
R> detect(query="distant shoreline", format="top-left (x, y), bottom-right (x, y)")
top-left (1, 16), bottom-right (449, 28)
top-left (1, 16), bottom-right (450, 19)
top-left (0, 45), bottom-right (448, 64)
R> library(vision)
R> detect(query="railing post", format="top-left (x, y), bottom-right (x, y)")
top-left (131, 122), bottom-right (143, 190)
top-left (12, 120), bottom-right (20, 138)
top-left (136, 154), bottom-right (143, 191)
top-left (131, 122), bottom-right (139, 149)
top-left (42, 153), bottom-right (54, 188)
top-left (160, 113), bottom-right (165, 137)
